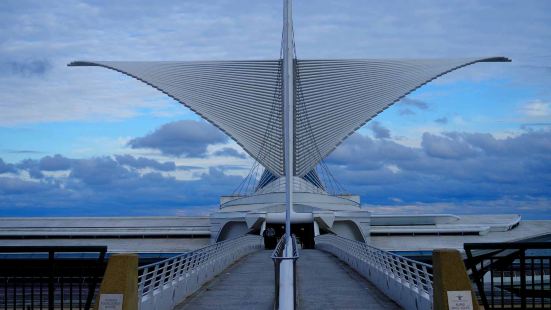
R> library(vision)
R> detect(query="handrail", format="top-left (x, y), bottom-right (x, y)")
top-left (464, 242), bottom-right (551, 309)
top-left (271, 235), bottom-right (299, 309)
top-left (315, 234), bottom-right (433, 310)
top-left (0, 246), bottom-right (106, 310)
top-left (137, 234), bottom-right (263, 310)
top-left (271, 235), bottom-right (299, 260)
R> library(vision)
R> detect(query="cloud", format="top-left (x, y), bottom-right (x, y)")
top-left (2, 149), bottom-right (42, 154)
top-left (327, 133), bottom-right (416, 170)
top-left (212, 147), bottom-right (247, 159)
top-left (39, 154), bottom-right (72, 171)
top-left (0, 159), bottom-right (16, 174)
top-left (325, 129), bottom-right (551, 211)
top-left (396, 98), bottom-right (430, 117)
top-left (15, 159), bottom-right (44, 179)
top-left (435, 117), bottom-right (448, 124)
top-left (421, 132), bottom-right (479, 159)
top-left (0, 60), bottom-right (52, 77)
top-left (115, 154), bottom-right (176, 171)
top-left (521, 100), bottom-right (551, 118)
top-left (399, 108), bottom-right (416, 116)
top-left (128, 120), bottom-right (228, 157)
top-left (0, 0), bottom-right (549, 126)
top-left (69, 157), bottom-right (137, 186)
top-left (0, 177), bottom-right (49, 195)
top-left (369, 121), bottom-right (391, 139)
top-left (0, 154), bottom-right (243, 216)
top-left (399, 97), bottom-right (429, 110)
top-left (0, 129), bottom-right (550, 217)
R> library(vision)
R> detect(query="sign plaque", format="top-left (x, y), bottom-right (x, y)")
top-left (99, 294), bottom-right (124, 310)
top-left (447, 291), bottom-right (473, 310)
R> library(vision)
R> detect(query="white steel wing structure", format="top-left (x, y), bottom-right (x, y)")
top-left (69, 1), bottom-right (510, 245)
top-left (69, 57), bottom-right (509, 178)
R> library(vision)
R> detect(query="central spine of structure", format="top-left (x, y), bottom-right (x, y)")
top-left (283, 0), bottom-right (294, 240)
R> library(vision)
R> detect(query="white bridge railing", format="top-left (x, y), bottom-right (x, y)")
top-left (137, 235), bottom-right (263, 310)
top-left (315, 234), bottom-right (433, 310)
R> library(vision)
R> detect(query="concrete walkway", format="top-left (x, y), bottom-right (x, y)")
top-left (174, 249), bottom-right (400, 310)
top-left (174, 250), bottom-right (274, 310)
top-left (297, 250), bottom-right (401, 310)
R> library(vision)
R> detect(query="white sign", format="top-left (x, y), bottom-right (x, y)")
top-left (447, 291), bottom-right (473, 310)
top-left (99, 294), bottom-right (124, 310)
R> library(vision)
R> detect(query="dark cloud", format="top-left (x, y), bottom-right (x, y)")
top-left (399, 97), bottom-right (429, 110)
top-left (28, 166), bottom-right (45, 179)
top-left (39, 154), bottom-right (72, 171)
top-left (435, 117), bottom-right (448, 124)
top-left (326, 130), bottom-right (551, 209)
top-left (0, 177), bottom-right (49, 195)
top-left (115, 155), bottom-right (176, 171)
top-left (421, 132), bottom-right (479, 159)
top-left (0, 155), bottom-right (242, 216)
top-left (2, 149), bottom-right (42, 154)
top-left (128, 120), bottom-right (228, 157)
top-left (1, 130), bottom-right (551, 217)
top-left (369, 121), bottom-right (391, 139)
top-left (0, 159), bottom-right (16, 174)
top-left (69, 157), bottom-right (137, 186)
top-left (212, 147), bottom-right (247, 159)
top-left (399, 108), bottom-right (415, 116)
top-left (327, 133), bottom-right (416, 170)
top-left (0, 60), bottom-right (52, 77)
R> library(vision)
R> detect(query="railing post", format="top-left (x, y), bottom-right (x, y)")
top-left (432, 249), bottom-right (478, 310)
top-left (137, 267), bottom-right (147, 297)
top-left (520, 248), bottom-right (526, 310)
top-left (94, 254), bottom-right (138, 310)
top-left (273, 259), bottom-right (280, 309)
top-left (48, 250), bottom-right (55, 310)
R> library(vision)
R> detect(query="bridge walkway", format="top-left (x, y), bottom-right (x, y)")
top-left (297, 249), bottom-right (400, 309)
top-left (174, 250), bottom-right (274, 310)
top-left (174, 249), bottom-right (400, 310)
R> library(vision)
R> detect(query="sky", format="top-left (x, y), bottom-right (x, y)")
top-left (0, 0), bottom-right (550, 218)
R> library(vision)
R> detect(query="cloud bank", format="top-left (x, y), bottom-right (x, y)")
top-left (0, 128), bottom-right (549, 218)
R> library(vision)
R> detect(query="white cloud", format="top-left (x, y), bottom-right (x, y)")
top-left (521, 100), bottom-right (551, 118)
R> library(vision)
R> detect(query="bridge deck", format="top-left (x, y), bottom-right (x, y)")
top-left (298, 250), bottom-right (400, 309)
top-left (174, 250), bottom-right (274, 310)
top-left (173, 249), bottom-right (400, 310)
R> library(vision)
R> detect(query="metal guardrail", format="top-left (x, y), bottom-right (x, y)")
top-left (0, 246), bottom-right (106, 310)
top-left (464, 242), bottom-right (551, 309)
top-left (315, 234), bottom-right (433, 310)
top-left (137, 234), bottom-right (263, 310)
top-left (271, 235), bottom-right (299, 309)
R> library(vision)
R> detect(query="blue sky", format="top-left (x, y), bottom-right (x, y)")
top-left (1, 0), bottom-right (550, 218)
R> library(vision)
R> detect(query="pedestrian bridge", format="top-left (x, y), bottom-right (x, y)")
top-left (137, 234), bottom-right (433, 310)
top-left (173, 249), bottom-right (400, 310)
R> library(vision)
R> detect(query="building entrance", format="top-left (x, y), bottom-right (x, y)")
top-left (264, 223), bottom-right (315, 250)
